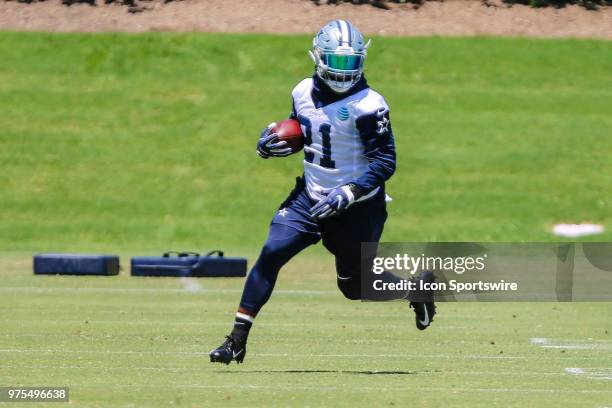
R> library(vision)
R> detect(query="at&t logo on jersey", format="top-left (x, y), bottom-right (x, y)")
top-left (336, 106), bottom-right (350, 121)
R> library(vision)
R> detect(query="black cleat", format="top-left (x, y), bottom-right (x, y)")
top-left (410, 300), bottom-right (436, 330)
top-left (209, 336), bottom-right (246, 365)
top-left (408, 271), bottom-right (436, 330)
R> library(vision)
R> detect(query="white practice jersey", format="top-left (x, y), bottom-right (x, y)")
top-left (291, 78), bottom-right (389, 202)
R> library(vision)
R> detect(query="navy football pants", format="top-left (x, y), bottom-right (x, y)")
top-left (239, 178), bottom-right (388, 314)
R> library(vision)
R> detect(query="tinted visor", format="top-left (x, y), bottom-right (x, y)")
top-left (322, 53), bottom-right (362, 71)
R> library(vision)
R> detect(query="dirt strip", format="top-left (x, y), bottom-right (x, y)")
top-left (0, 0), bottom-right (611, 39)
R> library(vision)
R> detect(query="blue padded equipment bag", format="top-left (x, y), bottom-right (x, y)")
top-left (130, 250), bottom-right (246, 277)
top-left (34, 253), bottom-right (120, 276)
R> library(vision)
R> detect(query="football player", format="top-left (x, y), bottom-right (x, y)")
top-left (210, 20), bottom-right (435, 365)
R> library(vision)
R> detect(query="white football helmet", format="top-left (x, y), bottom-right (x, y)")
top-left (309, 20), bottom-right (371, 94)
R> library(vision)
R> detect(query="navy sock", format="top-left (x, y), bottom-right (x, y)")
top-left (230, 309), bottom-right (254, 342)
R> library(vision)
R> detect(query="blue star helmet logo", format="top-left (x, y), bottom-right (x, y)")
top-left (336, 106), bottom-right (350, 121)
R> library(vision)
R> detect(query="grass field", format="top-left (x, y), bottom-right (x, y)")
top-left (1, 33), bottom-right (612, 253)
top-left (2, 260), bottom-right (612, 407)
top-left (1, 32), bottom-right (612, 407)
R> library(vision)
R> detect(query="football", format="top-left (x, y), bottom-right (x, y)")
top-left (273, 119), bottom-right (304, 153)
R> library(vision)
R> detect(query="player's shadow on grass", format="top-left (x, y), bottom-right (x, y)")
top-left (220, 369), bottom-right (417, 375)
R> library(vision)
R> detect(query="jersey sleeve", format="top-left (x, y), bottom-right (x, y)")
top-left (289, 78), bottom-right (312, 120)
top-left (352, 105), bottom-right (396, 196)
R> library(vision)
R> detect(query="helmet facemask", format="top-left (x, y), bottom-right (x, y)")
top-left (309, 45), bottom-right (368, 93)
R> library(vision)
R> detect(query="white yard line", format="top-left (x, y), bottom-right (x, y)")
top-left (0, 348), bottom-right (605, 360)
top-left (0, 364), bottom-right (572, 377)
top-left (531, 338), bottom-right (612, 351)
top-left (532, 339), bottom-right (612, 382)
top-left (0, 318), bottom-right (418, 330)
top-left (0, 316), bottom-right (471, 330)
top-left (0, 286), bottom-right (337, 296)
top-left (566, 367), bottom-right (612, 381)
top-left (7, 382), bottom-right (610, 394)
top-left (0, 348), bottom-right (523, 359)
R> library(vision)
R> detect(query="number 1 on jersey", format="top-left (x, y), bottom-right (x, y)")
top-left (319, 124), bottom-right (335, 169)
top-left (298, 115), bottom-right (336, 169)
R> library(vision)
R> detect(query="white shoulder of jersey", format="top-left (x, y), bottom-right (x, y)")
top-left (352, 88), bottom-right (390, 117)
top-left (291, 78), bottom-right (313, 101)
